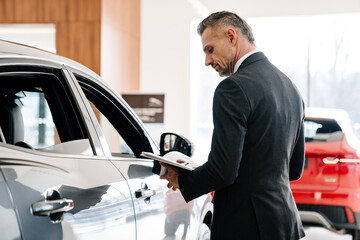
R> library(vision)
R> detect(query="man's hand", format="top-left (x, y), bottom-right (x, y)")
top-left (159, 162), bottom-right (180, 191)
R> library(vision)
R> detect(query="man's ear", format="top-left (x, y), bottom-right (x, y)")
top-left (226, 29), bottom-right (237, 44)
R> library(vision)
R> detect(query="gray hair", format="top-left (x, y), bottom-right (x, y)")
top-left (197, 11), bottom-right (255, 44)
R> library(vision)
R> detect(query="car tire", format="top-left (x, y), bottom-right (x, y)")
top-left (197, 223), bottom-right (210, 240)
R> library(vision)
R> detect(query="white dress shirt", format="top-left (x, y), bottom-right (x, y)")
top-left (233, 49), bottom-right (260, 73)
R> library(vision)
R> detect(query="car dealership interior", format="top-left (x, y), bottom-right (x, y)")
top-left (1, 0), bottom-right (360, 239)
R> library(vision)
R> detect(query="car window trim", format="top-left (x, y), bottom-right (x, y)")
top-left (63, 68), bottom-right (110, 157)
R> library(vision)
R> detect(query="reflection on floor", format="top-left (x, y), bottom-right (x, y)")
top-left (304, 227), bottom-right (351, 240)
top-left (162, 225), bottom-right (185, 240)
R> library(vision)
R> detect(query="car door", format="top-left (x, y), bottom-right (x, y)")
top-left (0, 65), bottom-right (136, 240)
top-left (0, 167), bottom-right (22, 240)
top-left (71, 72), bottom-right (195, 240)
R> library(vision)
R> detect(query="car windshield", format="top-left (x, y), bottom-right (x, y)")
top-left (304, 118), bottom-right (343, 143)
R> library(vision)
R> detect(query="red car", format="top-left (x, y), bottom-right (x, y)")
top-left (291, 108), bottom-right (360, 239)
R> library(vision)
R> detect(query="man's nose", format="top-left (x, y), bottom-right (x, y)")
top-left (205, 54), bottom-right (213, 66)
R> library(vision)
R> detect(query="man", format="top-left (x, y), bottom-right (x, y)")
top-left (160, 11), bottom-right (306, 240)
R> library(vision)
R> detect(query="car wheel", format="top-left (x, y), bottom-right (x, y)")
top-left (197, 223), bottom-right (210, 240)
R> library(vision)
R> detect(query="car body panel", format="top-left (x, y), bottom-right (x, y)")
top-left (0, 166), bottom-right (22, 240)
top-left (291, 140), bottom-right (342, 192)
top-left (0, 144), bottom-right (136, 240)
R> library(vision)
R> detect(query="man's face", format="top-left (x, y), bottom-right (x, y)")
top-left (201, 27), bottom-right (235, 77)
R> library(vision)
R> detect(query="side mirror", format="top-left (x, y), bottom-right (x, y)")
top-left (160, 132), bottom-right (193, 157)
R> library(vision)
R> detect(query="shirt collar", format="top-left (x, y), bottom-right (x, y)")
top-left (233, 49), bottom-right (260, 73)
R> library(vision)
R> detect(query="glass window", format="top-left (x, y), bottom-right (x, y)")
top-left (304, 118), bottom-right (343, 142)
top-left (0, 69), bottom-right (92, 155)
top-left (75, 74), bottom-right (153, 158)
top-left (0, 24), bottom-right (56, 53)
top-left (89, 100), bottom-right (134, 156)
top-left (20, 91), bottom-right (55, 148)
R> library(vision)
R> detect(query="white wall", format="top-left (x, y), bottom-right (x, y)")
top-left (140, 0), bottom-right (360, 137)
top-left (140, 0), bottom-right (198, 137)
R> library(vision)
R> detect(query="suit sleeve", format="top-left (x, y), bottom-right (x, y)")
top-left (179, 78), bottom-right (250, 202)
top-left (289, 120), bottom-right (305, 181)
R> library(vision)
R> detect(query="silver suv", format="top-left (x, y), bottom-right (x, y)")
top-left (0, 40), bottom-right (213, 240)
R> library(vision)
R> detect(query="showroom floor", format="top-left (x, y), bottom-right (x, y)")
top-left (304, 227), bottom-right (351, 239)
top-left (161, 225), bottom-right (352, 239)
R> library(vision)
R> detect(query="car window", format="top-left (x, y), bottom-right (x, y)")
top-left (0, 67), bottom-right (93, 155)
top-left (89, 101), bottom-right (134, 155)
top-left (74, 73), bottom-right (154, 157)
top-left (17, 91), bottom-right (55, 148)
top-left (304, 118), bottom-right (343, 143)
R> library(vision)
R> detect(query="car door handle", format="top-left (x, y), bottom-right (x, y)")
top-left (31, 198), bottom-right (74, 216)
top-left (31, 189), bottom-right (74, 223)
top-left (135, 182), bottom-right (156, 203)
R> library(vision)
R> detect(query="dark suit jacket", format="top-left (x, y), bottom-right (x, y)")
top-left (179, 52), bottom-right (306, 240)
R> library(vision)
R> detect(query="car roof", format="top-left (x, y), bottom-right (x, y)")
top-left (306, 107), bottom-right (360, 149)
top-left (305, 107), bottom-right (352, 128)
top-left (0, 39), bottom-right (160, 153)
top-left (0, 39), bottom-right (99, 80)
top-left (306, 107), bottom-right (348, 120)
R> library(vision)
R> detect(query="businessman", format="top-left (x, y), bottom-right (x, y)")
top-left (161, 11), bottom-right (306, 240)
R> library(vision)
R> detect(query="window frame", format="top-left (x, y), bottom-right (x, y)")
top-left (73, 73), bottom-right (155, 158)
top-left (0, 65), bottom-right (95, 154)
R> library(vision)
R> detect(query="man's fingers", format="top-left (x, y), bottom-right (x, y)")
top-left (160, 174), bottom-right (168, 180)
top-left (159, 162), bottom-right (179, 173)
top-left (159, 162), bottom-right (169, 168)
top-left (159, 161), bottom-right (180, 191)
